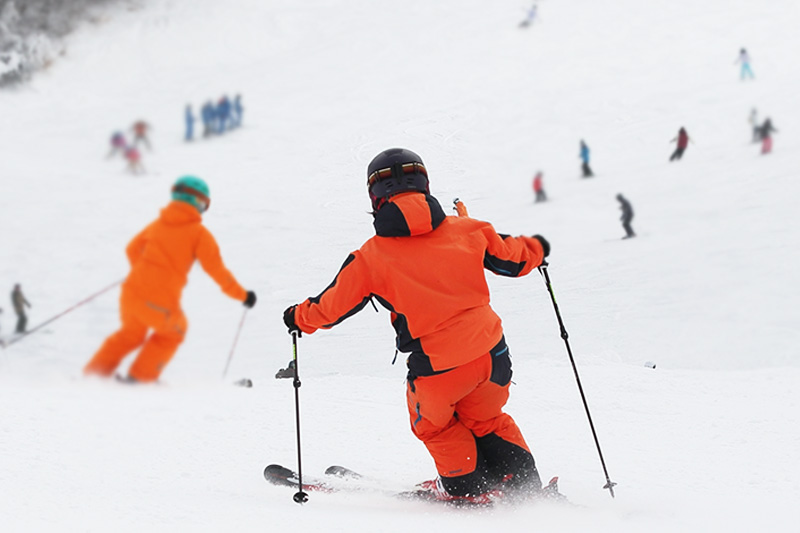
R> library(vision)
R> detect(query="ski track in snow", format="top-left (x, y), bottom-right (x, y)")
top-left (1, 0), bottom-right (799, 531)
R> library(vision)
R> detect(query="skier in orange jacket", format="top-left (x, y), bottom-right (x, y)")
top-left (84, 176), bottom-right (256, 382)
top-left (283, 148), bottom-right (550, 504)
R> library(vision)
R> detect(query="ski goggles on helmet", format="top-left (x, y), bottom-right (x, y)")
top-left (367, 162), bottom-right (428, 211)
top-left (172, 184), bottom-right (211, 213)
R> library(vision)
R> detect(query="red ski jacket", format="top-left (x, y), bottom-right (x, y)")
top-left (677, 130), bottom-right (689, 149)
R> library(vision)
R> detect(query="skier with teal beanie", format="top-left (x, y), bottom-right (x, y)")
top-left (83, 174), bottom-right (256, 383)
top-left (172, 175), bottom-right (211, 212)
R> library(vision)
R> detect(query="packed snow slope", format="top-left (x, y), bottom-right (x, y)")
top-left (1, 0), bottom-right (799, 531)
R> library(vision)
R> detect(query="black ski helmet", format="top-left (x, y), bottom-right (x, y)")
top-left (367, 148), bottom-right (429, 211)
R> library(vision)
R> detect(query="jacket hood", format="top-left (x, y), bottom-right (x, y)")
top-left (160, 200), bottom-right (203, 225)
top-left (373, 192), bottom-right (446, 237)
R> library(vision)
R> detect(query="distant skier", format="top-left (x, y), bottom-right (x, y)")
top-left (216, 96), bottom-right (231, 134)
top-left (201, 101), bottom-right (216, 137)
top-left (616, 194), bottom-right (635, 239)
top-left (749, 108), bottom-right (760, 143)
top-left (735, 48), bottom-right (755, 80)
top-left (231, 94), bottom-right (243, 128)
top-left (533, 171), bottom-right (547, 202)
top-left (184, 105), bottom-right (195, 142)
top-left (759, 118), bottom-right (778, 154)
top-left (669, 127), bottom-right (690, 161)
top-left (124, 146), bottom-right (144, 175)
top-left (580, 140), bottom-right (593, 177)
top-left (83, 176), bottom-right (257, 383)
top-left (108, 132), bottom-right (127, 158)
top-left (131, 120), bottom-right (152, 150)
top-left (283, 148), bottom-right (550, 505)
top-left (11, 283), bottom-right (31, 334)
top-left (519, 3), bottom-right (537, 28)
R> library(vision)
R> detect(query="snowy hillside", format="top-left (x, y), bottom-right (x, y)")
top-left (1, 0), bottom-right (799, 531)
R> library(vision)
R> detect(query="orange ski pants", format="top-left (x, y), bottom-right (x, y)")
top-left (406, 349), bottom-right (530, 480)
top-left (84, 289), bottom-right (187, 382)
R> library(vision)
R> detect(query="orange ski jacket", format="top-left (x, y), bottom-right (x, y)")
top-left (123, 201), bottom-right (247, 310)
top-left (294, 192), bottom-right (545, 374)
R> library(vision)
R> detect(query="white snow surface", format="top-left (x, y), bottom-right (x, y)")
top-left (2, 0), bottom-right (800, 531)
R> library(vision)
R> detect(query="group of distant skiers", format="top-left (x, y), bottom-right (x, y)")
top-left (0, 284), bottom-right (31, 336)
top-left (185, 94), bottom-right (243, 141)
top-left (531, 99), bottom-right (778, 238)
top-left (107, 120), bottom-right (152, 174)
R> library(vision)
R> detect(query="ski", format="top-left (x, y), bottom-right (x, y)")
top-left (264, 463), bottom-right (567, 507)
top-left (263, 464), bottom-right (332, 492)
top-left (324, 465), bottom-right (362, 479)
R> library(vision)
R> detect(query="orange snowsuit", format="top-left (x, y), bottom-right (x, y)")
top-left (293, 192), bottom-right (546, 495)
top-left (84, 201), bottom-right (247, 382)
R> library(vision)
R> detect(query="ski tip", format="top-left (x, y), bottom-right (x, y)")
top-left (324, 465), bottom-right (362, 478)
top-left (264, 464), bottom-right (294, 479)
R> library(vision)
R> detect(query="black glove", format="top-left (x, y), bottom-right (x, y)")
top-left (243, 291), bottom-right (257, 308)
top-left (533, 234), bottom-right (550, 257)
top-left (283, 305), bottom-right (301, 335)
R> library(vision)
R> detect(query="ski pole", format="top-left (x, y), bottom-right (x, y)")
top-left (538, 263), bottom-right (617, 498)
top-left (222, 309), bottom-right (248, 378)
top-left (1, 279), bottom-right (123, 349)
top-left (290, 331), bottom-right (309, 504)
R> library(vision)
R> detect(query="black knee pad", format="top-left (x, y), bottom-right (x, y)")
top-left (475, 433), bottom-right (542, 492)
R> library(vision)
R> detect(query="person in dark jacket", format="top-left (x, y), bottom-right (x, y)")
top-left (579, 140), bottom-right (593, 177)
top-left (11, 284), bottom-right (31, 333)
top-left (669, 127), bottom-right (690, 161)
top-left (759, 118), bottom-right (778, 154)
top-left (616, 194), bottom-right (635, 239)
